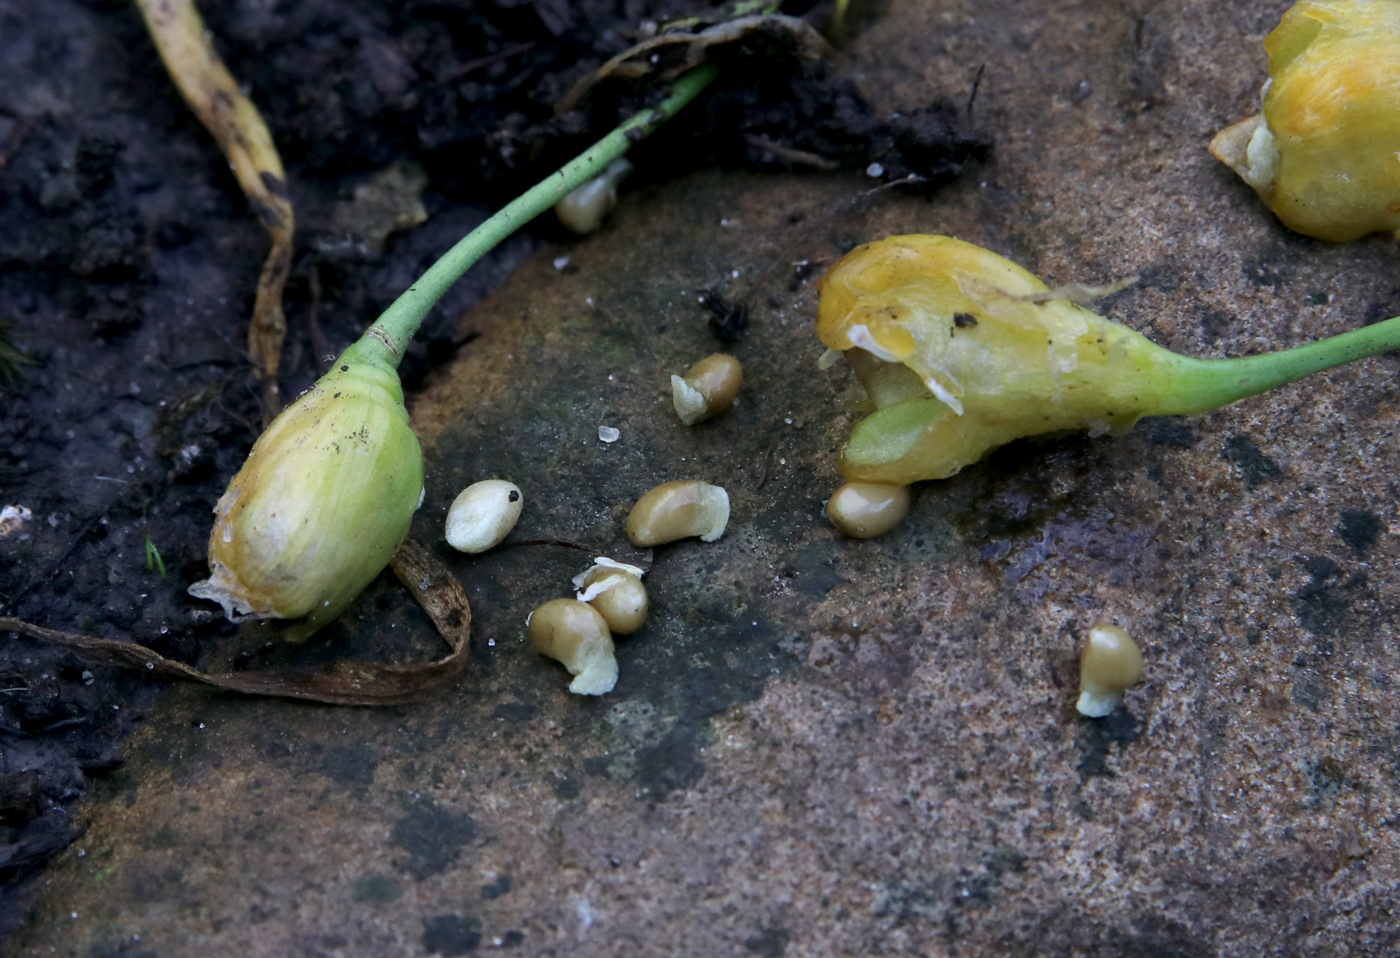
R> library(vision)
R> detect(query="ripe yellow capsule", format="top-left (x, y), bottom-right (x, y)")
top-left (528, 598), bottom-right (617, 696)
top-left (574, 561), bottom-right (649, 635)
top-left (1210, 0), bottom-right (1400, 242)
top-left (625, 480), bottom-right (730, 547)
top-left (671, 353), bottom-right (743, 425)
top-left (816, 233), bottom-right (1400, 488)
top-left (445, 479), bottom-right (522, 553)
top-left (1076, 622), bottom-right (1145, 717)
top-left (826, 481), bottom-right (911, 538)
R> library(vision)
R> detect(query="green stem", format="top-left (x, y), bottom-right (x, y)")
top-left (1160, 314), bottom-right (1400, 414)
top-left (341, 61), bottom-right (720, 370)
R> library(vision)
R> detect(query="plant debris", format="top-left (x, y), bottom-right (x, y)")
top-left (557, 11), bottom-right (830, 114)
top-left (1, 538), bottom-right (470, 706)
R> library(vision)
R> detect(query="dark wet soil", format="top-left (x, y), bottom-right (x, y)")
top-left (0, 0), bottom-right (988, 941)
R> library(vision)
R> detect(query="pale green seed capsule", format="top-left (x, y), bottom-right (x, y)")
top-left (188, 352), bottom-right (423, 641)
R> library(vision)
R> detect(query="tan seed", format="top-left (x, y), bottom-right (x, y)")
top-left (1076, 622), bottom-right (1144, 717)
top-left (625, 480), bottom-right (729, 547)
top-left (445, 480), bottom-right (522, 553)
top-left (671, 353), bottom-right (743, 425)
top-left (826, 481), bottom-right (911, 538)
top-left (554, 158), bottom-right (632, 235)
top-left (528, 598), bottom-right (617, 696)
top-left (576, 565), bottom-right (648, 634)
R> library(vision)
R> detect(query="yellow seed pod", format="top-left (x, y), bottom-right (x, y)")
top-left (1076, 622), bottom-right (1145, 717)
top-left (817, 233), bottom-right (1400, 490)
top-left (816, 235), bottom-right (1184, 486)
top-left (1210, 0), bottom-right (1400, 242)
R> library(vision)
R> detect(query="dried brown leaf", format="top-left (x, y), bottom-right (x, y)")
top-left (0, 538), bottom-right (470, 707)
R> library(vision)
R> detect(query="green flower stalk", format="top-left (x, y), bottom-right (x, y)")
top-left (818, 234), bottom-right (1400, 486)
top-left (1210, 0), bottom-right (1400, 242)
top-left (189, 63), bottom-right (719, 639)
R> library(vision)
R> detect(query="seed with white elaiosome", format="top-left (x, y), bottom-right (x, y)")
top-left (528, 599), bottom-right (617, 695)
top-left (1076, 622), bottom-right (1145, 717)
top-left (625, 480), bottom-right (729, 547)
top-left (445, 480), bottom-right (522, 553)
top-left (671, 353), bottom-right (743, 425)
top-left (574, 561), bottom-right (648, 634)
top-left (555, 158), bottom-right (633, 234)
top-left (826, 481), bottom-right (911, 538)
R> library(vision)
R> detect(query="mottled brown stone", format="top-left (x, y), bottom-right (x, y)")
top-left (11, 1), bottom-right (1400, 955)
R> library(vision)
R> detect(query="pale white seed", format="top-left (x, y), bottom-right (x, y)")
top-left (445, 480), bottom-right (523, 553)
top-left (528, 598), bottom-right (617, 695)
top-left (575, 566), bottom-right (648, 634)
top-left (671, 353), bottom-right (743, 425)
top-left (826, 482), bottom-right (911, 539)
top-left (555, 158), bottom-right (633, 234)
top-left (626, 480), bottom-right (729, 547)
top-left (1076, 622), bottom-right (1145, 717)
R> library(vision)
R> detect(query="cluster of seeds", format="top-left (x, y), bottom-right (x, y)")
top-left (442, 342), bottom-right (740, 697)
top-left (524, 557), bottom-right (649, 696)
top-left (524, 478), bottom-right (730, 696)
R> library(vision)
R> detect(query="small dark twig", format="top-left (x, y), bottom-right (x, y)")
top-left (967, 63), bottom-right (986, 126)
top-left (744, 134), bottom-right (839, 170)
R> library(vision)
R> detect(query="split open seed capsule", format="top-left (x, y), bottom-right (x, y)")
top-left (528, 598), bottom-right (617, 696)
top-left (671, 353), bottom-right (743, 425)
top-left (573, 559), bottom-right (649, 634)
top-left (1076, 622), bottom-right (1145, 717)
top-left (625, 480), bottom-right (730, 547)
top-left (826, 481), bottom-right (911, 538)
top-left (1210, 0), bottom-right (1400, 242)
top-left (445, 479), bottom-right (522, 553)
top-left (817, 233), bottom-right (1400, 487)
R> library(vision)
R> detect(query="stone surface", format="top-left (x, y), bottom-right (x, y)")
top-left (11, 0), bottom-right (1400, 955)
